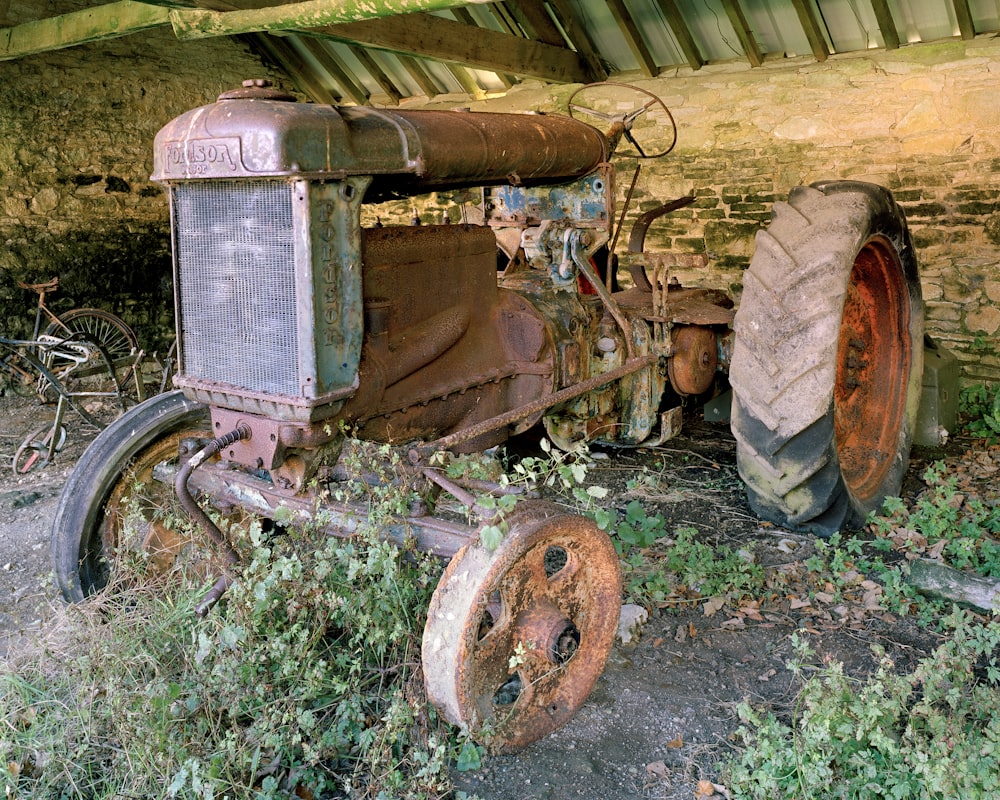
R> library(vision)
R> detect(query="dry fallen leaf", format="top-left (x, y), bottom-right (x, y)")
top-left (696, 778), bottom-right (733, 798)
top-left (667, 734), bottom-right (684, 748)
top-left (646, 760), bottom-right (669, 779)
top-left (703, 596), bottom-right (726, 616)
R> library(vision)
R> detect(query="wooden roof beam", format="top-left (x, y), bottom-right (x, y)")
top-left (0, 0), bottom-right (169, 60)
top-left (655, 0), bottom-right (704, 71)
top-left (952, 0), bottom-right (976, 40)
top-left (347, 45), bottom-right (403, 104)
top-left (295, 35), bottom-right (369, 105)
top-left (790, 0), bottom-right (830, 62)
top-left (722, 0), bottom-right (763, 67)
top-left (250, 32), bottom-right (340, 104)
top-left (606, 0), bottom-right (658, 77)
top-left (446, 64), bottom-right (488, 99)
top-left (397, 54), bottom-right (441, 98)
top-left (503, 0), bottom-right (565, 46)
top-left (450, 6), bottom-right (516, 88)
top-left (311, 12), bottom-right (592, 84)
top-left (546, 0), bottom-right (607, 81)
top-left (170, 0), bottom-right (494, 39)
top-left (869, 0), bottom-right (900, 50)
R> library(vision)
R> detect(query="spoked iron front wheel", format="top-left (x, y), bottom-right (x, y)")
top-left (50, 390), bottom-right (211, 602)
top-left (422, 500), bottom-right (621, 753)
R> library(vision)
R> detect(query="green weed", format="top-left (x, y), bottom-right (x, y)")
top-left (724, 609), bottom-right (1000, 799)
top-left (870, 461), bottom-right (1000, 577)
top-left (959, 384), bottom-right (1000, 443)
top-left (0, 462), bottom-right (465, 799)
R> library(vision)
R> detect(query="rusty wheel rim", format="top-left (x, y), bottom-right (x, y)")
top-left (423, 502), bottom-right (621, 753)
top-left (89, 425), bottom-right (212, 589)
top-left (833, 234), bottom-right (911, 502)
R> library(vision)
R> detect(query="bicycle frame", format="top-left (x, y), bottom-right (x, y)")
top-left (2, 332), bottom-right (141, 473)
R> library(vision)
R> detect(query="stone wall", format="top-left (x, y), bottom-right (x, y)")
top-left (0, 2), bottom-right (289, 351)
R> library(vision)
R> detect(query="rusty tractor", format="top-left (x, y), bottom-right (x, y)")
top-left (51, 80), bottom-right (923, 752)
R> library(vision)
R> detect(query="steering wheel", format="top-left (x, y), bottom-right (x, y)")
top-left (567, 82), bottom-right (677, 159)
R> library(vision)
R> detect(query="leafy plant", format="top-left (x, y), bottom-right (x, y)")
top-left (959, 383), bottom-right (1000, 443)
top-left (870, 461), bottom-right (1000, 578)
top-left (593, 494), bottom-right (764, 607)
top-left (724, 610), bottom-right (1000, 799)
top-left (0, 454), bottom-right (468, 800)
top-left (611, 499), bottom-right (668, 554)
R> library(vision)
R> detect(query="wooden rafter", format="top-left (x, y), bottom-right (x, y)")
top-left (952, 0), bottom-right (976, 40)
top-left (869, 0), bottom-right (900, 50)
top-left (486, 2), bottom-right (520, 37)
top-left (790, 0), bottom-right (830, 62)
top-left (250, 32), bottom-right (340, 104)
top-left (170, 0), bottom-right (493, 39)
top-left (546, 0), bottom-right (607, 81)
top-left (450, 6), bottom-right (515, 88)
top-left (0, 0), bottom-right (169, 60)
top-left (446, 63), bottom-right (487, 99)
top-left (722, 0), bottom-right (763, 67)
top-left (294, 34), bottom-right (369, 104)
top-left (311, 12), bottom-right (592, 84)
top-left (397, 54), bottom-right (441, 98)
top-left (347, 44), bottom-right (402, 104)
top-left (605, 0), bottom-right (657, 77)
top-left (655, 0), bottom-right (704, 71)
top-left (503, 0), bottom-right (565, 47)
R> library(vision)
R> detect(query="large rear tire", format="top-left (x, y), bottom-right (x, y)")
top-left (730, 181), bottom-right (923, 536)
top-left (50, 390), bottom-right (209, 602)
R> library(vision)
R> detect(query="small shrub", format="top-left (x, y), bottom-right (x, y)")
top-left (723, 609), bottom-right (1000, 800)
top-left (0, 472), bottom-right (461, 799)
top-left (959, 384), bottom-right (1000, 443)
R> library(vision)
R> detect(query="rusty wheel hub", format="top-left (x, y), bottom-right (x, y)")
top-left (833, 234), bottom-right (911, 502)
top-left (668, 325), bottom-right (718, 396)
top-left (422, 501), bottom-right (622, 753)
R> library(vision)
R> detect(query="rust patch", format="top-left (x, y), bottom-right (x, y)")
top-left (833, 234), bottom-right (911, 501)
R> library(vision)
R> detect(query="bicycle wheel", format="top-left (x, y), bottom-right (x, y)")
top-left (45, 308), bottom-right (141, 408)
top-left (13, 422), bottom-right (67, 474)
top-left (1, 352), bottom-right (37, 397)
top-left (46, 308), bottom-right (138, 362)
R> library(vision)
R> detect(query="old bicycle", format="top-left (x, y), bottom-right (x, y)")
top-left (2, 278), bottom-right (144, 473)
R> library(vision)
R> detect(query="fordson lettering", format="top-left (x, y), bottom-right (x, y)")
top-left (316, 200), bottom-right (342, 346)
top-left (164, 138), bottom-right (240, 176)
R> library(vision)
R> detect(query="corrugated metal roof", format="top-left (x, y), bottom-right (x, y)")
top-left (236, 0), bottom-right (1000, 104)
top-left (3, 1), bottom-right (998, 104)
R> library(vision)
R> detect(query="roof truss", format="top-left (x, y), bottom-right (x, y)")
top-left (2, 1), bottom-right (999, 105)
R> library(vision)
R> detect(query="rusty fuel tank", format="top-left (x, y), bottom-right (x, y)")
top-left (152, 79), bottom-right (610, 201)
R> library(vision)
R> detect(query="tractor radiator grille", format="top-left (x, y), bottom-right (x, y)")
top-left (173, 180), bottom-right (300, 397)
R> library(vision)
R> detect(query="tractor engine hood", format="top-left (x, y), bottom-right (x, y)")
top-left (152, 80), bottom-right (610, 202)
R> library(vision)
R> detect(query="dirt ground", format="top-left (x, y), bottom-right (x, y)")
top-left (0, 390), bottom-right (968, 799)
